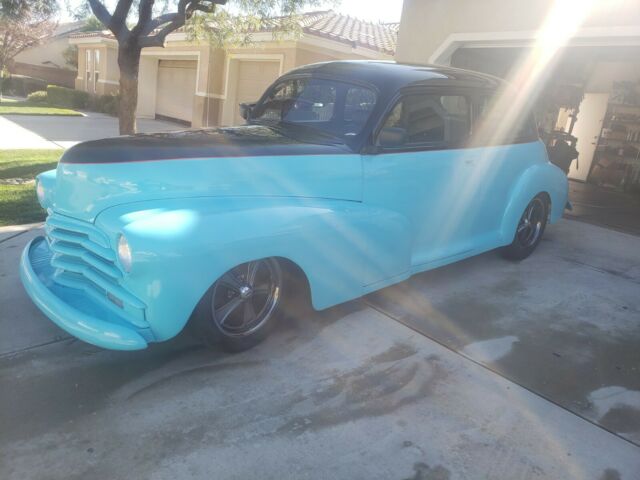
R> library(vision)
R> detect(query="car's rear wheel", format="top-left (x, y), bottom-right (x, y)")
top-left (501, 195), bottom-right (549, 261)
top-left (192, 258), bottom-right (283, 352)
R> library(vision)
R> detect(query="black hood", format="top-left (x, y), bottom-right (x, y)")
top-left (60, 125), bottom-right (353, 164)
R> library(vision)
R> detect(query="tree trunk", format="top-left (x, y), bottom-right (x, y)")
top-left (117, 44), bottom-right (142, 135)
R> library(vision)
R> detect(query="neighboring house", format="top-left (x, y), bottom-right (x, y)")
top-left (11, 21), bottom-right (85, 88)
top-left (396, 0), bottom-right (640, 189)
top-left (69, 11), bottom-right (398, 127)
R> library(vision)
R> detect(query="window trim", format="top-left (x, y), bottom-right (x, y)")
top-left (370, 87), bottom-right (474, 154)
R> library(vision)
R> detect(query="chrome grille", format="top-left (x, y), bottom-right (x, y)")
top-left (45, 212), bottom-right (147, 327)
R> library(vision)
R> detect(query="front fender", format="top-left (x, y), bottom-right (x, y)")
top-left (500, 162), bottom-right (568, 244)
top-left (36, 169), bottom-right (57, 210)
top-left (95, 197), bottom-right (372, 341)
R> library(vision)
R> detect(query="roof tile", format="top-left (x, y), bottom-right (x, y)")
top-left (70, 10), bottom-right (398, 54)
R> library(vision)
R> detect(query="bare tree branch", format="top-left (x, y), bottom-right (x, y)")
top-left (131, 0), bottom-right (155, 36)
top-left (138, 0), bottom-right (226, 47)
top-left (86, 0), bottom-right (112, 31)
top-left (111, 0), bottom-right (134, 29)
top-left (139, 12), bottom-right (180, 36)
top-left (0, 15), bottom-right (56, 72)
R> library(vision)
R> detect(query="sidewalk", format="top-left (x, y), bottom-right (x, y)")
top-left (0, 112), bottom-right (183, 150)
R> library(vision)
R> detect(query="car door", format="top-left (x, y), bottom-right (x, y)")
top-left (362, 88), bottom-right (479, 286)
top-left (463, 90), bottom-right (542, 246)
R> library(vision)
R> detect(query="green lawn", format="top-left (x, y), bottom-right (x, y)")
top-left (0, 150), bottom-right (62, 226)
top-left (0, 98), bottom-right (82, 116)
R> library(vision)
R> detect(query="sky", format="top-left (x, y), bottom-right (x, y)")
top-left (60, 0), bottom-right (404, 24)
top-left (320, 0), bottom-right (404, 23)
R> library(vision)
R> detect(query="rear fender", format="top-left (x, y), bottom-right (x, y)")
top-left (500, 162), bottom-right (568, 244)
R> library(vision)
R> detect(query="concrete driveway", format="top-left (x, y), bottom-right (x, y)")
top-left (1, 220), bottom-right (639, 479)
top-left (0, 112), bottom-right (183, 150)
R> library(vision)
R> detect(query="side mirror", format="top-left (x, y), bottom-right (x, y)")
top-left (378, 127), bottom-right (407, 148)
top-left (239, 102), bottom-right (256, 121)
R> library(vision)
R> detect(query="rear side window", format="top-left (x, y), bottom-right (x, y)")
top-left (472, 93), bottom-right (538, 145)
top-left (379, 94), bottom-right (471, 149)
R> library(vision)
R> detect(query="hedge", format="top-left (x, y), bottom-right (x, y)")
top-left (0, 75), bottom-right (47, 97)
top-left (89, 92), bottom-right (120, 116)
top-left (46, 85), bottom-right (90, 109)
top-left (26, 91), bottom-right (48, 103)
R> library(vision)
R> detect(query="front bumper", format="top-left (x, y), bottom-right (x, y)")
top-left (20, 236), bottom-right (148, 350)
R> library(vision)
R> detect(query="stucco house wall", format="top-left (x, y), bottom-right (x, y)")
top-left (11, 23), bottom-right (83, 88)
top-left (396, 0), bottom-right (640, 65)
top-left (70, 11), bottom-right (397, 127)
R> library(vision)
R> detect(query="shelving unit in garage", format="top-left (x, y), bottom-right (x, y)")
top-left (591, 82), bottom-right (640, 192)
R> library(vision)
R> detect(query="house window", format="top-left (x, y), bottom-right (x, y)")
top-left (85, 49), bottom-right (92, 92)
top-left (94, 50), bottom-right (100, 92)
top-left (93, 50), bottom-right (100, 93)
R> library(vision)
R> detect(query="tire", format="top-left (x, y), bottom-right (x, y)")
top-left (191, 258), bottom-right (284, 352)
top-left (500, 195), bottom-right (549, 261)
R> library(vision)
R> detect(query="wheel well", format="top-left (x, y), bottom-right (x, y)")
top-left (538, 191), bottom-right (551, 206)
top-left (186, 256), bottom-right (315, 335)
top-left (537, 191), bottom-right (552, 217)
top-left (275, 257), bottom-right (313, 309)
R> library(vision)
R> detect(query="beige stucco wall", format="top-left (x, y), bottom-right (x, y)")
top-left (15, 37), bottom-right (72, 69)
top-left (72, 34), bottom-right (390, 126)
top-left (396, 0), bottom-right (640, 65)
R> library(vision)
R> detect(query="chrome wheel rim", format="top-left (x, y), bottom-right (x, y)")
top-left (211, 259), bottom-right (282, 337)
top-left (516, 198), bottom-right (545, 248)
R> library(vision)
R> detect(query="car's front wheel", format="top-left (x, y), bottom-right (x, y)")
top-left (501, 194), bottom-right (549, 261)
top-left (192, 258), bottom-right (283, 352)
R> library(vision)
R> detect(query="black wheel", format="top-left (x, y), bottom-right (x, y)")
top-left (192, 258), bottom-right (283, 352)
top-left (501, 195), bottom-right (548, 261)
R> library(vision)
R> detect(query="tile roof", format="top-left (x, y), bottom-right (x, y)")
top-left (69, 10), bottom-right (398, 54)
top-left (52, 21), bottom-right (87, 38)
top-left (290, 10), bottom-right (398, 55)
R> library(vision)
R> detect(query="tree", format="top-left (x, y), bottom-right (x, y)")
top-left (85, 0), bottom-right (321, 135)
top-left (0, 0), bottom-right (57, 93)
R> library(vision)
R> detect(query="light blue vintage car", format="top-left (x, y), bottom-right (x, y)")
top-left (20, 61), bottom-right (568, 352)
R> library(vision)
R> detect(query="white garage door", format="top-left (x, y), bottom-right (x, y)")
top-left (156, 60), bottom-right (197, 123)
top-left (234, 61), bottom-right (281, 124)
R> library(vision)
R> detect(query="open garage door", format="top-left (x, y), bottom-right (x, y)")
top-left (156, 59), bottom-right (197, 123)
top-left (233, 61), bottom-right (280, 125)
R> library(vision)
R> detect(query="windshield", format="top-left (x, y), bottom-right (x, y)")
top-left (250, 77), bottom-right (377, 140)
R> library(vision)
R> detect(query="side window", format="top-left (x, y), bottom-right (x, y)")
top-left (344, 86), bottom-right (376, 131)
top-left (378, 93), bottom-right (470, 149)
top-left (255, 78), bottom-right (336, 123)
top-left (472, 93), bottom-right (538, 145)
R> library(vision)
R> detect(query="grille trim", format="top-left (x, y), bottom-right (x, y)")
top-left (45, 212), bottom-right (147, 328)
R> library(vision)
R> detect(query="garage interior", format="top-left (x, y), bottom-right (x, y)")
top-left (451, 45), bottom-right (640, 236)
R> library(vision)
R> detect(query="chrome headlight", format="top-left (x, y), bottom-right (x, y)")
top-left (117, 234), bottom-right (132, 273)
top-left (36, 181), bottom-right (45, 205)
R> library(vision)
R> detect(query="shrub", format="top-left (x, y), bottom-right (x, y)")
top-left (1, 75), bottom-right (47, 97)
top-left (88, 92), bottom-right (120, 116)
top-left (26, 91), bottom-right (48, 103)
top-left (46, 85), bottom-right (89, 109)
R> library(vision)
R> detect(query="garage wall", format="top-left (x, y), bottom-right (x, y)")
top-left (232, 60), bottom-right (281, 125)
top-left (219, 54), bottom-right (285, 126)
top-left (396, 0), bottom-right (640, 65)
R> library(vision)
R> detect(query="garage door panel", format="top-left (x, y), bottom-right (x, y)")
top-left (156, 59), bottom-right (197, 123)
top-left (234, 61), bottom-right (280, 124)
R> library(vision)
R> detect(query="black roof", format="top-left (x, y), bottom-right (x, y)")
top-left (283, 60), bottom-right (503, 95)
